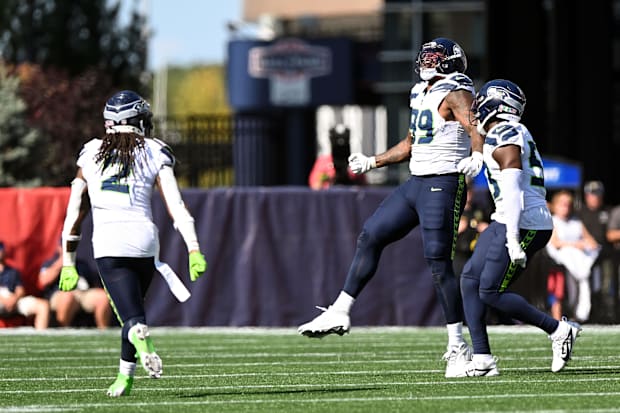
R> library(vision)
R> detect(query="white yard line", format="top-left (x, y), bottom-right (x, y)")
top-left (3, 369), bottom-right (620, 387)
top-left (6, 391), bottom-right (620, 411)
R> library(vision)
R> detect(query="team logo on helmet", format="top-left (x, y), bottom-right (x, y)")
top-left (471, 79), bottom-right (526, 135)
top-left (415, 37), bottom-right (467, 81)
top-left (103, 90), bottom-right (153, 136)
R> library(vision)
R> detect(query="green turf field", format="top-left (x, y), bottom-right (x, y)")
top-left (1, 325), bottom-right (619, 412)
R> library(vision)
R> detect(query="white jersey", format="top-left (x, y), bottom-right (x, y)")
top-left (408, 72), bottom-right (473, 176)
top-left (483, 121), bottom-right (553, 230)
top-left (77, 137), bottom-right (174, 258)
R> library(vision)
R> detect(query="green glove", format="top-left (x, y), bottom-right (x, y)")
top-left (189, 251), bottom-right (207, 282)
top-left (59, 266), bottom-right (79, 291)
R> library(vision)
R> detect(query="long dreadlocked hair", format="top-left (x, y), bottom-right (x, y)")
top-left (94, 132), bottom-right (146, 178)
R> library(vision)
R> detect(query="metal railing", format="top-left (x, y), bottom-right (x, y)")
top-left (153, 115), bottom-right (234, 188)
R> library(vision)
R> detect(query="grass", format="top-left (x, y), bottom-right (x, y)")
top-left (1, 325), bottom-right (620, 412)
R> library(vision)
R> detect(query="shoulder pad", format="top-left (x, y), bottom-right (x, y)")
top-left (431, 73), bottom-right (474, 94)
top-left (485, 122), bottom-right (523, 147)
top-left (410, 82), bottom-right (427, 104)
top-left (78, 138), bottom-right (101, 159)
top-left (446, 73), bottom-right (474, 88)
top-left (149, 137), bottom-right (176, 166)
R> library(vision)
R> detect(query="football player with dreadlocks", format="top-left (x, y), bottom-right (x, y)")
top-left (298, 37), bottom-right (485, 377)
top-left (59, 90), bottom-right (207, 396)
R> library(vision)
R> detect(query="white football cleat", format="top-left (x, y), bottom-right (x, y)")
top-left (550, 316), bottom-right (582, 373)
top-left (443, 342), bottom-right (473, 378)
top-left (298, 306), bottom-right (350, 338)
top-left (453, 356), bottom-right (500, 377)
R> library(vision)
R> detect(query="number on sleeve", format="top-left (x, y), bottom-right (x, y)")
top-left (527, 141), bottom-right (545, 187)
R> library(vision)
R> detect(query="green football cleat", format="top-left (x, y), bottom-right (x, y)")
top-left (107, 373), bottom-right (133, 397)
top-left (128, 323), bottom-right (163, 378)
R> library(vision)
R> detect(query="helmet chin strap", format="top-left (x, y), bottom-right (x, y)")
top-left (106, 125), bottom-right (145, 136)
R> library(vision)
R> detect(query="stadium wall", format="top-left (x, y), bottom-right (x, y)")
top-left (0, 187), bottom-right (444, 327)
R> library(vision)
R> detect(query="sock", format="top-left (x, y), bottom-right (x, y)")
top-left (446, 322), bottom-right (465, 348)
top-left (119, 359), bottom-right (137, 377)
top-left (331, 291), bottom-right (355, 314)
top-left (473, 353), bottom-right (494, 364)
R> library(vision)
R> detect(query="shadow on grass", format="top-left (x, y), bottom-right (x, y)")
top-left (178, 385), bottom-right (385, 399)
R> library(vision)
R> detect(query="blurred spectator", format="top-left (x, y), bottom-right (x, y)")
top-left (38, 242), bottom-right (111, 329)
top-left (607, 204), bottom-right (620, 246)
top-left (546, 190), bottom-right (600, 322)
top-left (0, 241), bottom-right (49, 329)
top-left (546, 265), bottom-right (565, 320)
top-left (606, 201), bottom-right (620, 321)
top-left (309, 124), bottom-right (365, 189)
top-left (578, 181), bottom-right (616, 323)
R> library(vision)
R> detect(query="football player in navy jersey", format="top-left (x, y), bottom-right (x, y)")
top-left (59, 91), bottom-right (207, 396)
top-left (299, 38), bottom-right (485, 377)
top-left (456, 79), bottom-right (581, 377)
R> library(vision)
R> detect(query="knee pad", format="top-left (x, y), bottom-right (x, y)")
top-left (479, 289), bottom-right (500, 307)
top-left (460, 275), bottom-right (478, 297)
top-left (423, 236), bottom-right (451, 261)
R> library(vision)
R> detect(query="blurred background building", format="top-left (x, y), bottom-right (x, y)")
top-left (0, 0), bottom-right (617, 199)
top-left (230, 0), bottom-right (618, 201)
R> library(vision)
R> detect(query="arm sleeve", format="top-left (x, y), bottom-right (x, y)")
top-left (61, 177), bottom-right (87, 266)
top-left (158, 166), bottom-right (200, 252)
top-left (498, 168), bottom-right (523, 241)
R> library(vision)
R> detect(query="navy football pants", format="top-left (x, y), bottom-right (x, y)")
top-left (97, 256), bottom-right (155, 362)
top-left (460, 222), bottom-right (557, 354)
top-left (343, 173), bottom-right (466, 324)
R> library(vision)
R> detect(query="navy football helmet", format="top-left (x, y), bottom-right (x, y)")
top-left (415, 37), bottom-right (467, 80)
top-left (471, 79), bottom-right (526, 135)
top-left (103, 90), bottom-right (153, 136)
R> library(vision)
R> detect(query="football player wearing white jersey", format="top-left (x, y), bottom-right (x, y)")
top-left (298, 38), bottom-right (485, 377)
top-left (58, 90), bottom-right (207, 396)
top-left (457, 79), bottom-right (582, 377)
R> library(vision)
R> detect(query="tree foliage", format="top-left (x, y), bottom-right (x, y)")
top-left (15, 64), bottom-right (113, 186)
top-left (0, 0), bottom-right (150, 186)
top-left (0, 67), bottom-right (45, 187)
top-left (0, 0), bottom-right (148, 90)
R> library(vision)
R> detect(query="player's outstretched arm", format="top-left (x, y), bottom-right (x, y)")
top-left (60, 168), bottom-right (89, 291)
top-left (494, 144), bottom-right (527, 267)
top-left (375, 132), bottom-right (413, 168)
top-left (156, 166), bottom-right (207, 281)
top-left (348, 133), bottom-right (412, 174)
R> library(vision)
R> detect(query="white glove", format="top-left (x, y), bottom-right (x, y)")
top-left (348, 153), bottom-right (376, 175)
top-left (506, 237), bottom-right (527, 268)
top-left (457, 151), bottom-right (484, 177)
